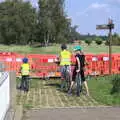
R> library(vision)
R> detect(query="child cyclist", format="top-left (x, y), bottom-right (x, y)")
top-left (68, 46), bottom-right (89, 96)
top-left (59, 44), bottom-right (72, 90)
top-left (19, 57), bottom-right (30, 92)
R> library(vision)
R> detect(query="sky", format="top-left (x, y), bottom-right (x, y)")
top-left (0, 0), bottom-right (120, 35)
top-left (65, 0), bottom-right (120, 35)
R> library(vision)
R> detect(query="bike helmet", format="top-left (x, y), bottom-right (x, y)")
top-left (22, 57), bottom-right (28, 63)
top-left (73, 45), bottom-right (82, 51)
top-left (61, 44), bottom-right (67, 50)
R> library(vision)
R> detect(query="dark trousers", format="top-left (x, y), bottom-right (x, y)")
top-left (20, 75), bottom-right (29, 91)
top-left (72, 68), bottom-right (85, 82)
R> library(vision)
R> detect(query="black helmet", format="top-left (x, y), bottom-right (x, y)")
top-left (61, 44), bottom-right (67, 50)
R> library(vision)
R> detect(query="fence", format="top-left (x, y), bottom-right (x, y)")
top-left (0, 52), bottom-right (119, 78)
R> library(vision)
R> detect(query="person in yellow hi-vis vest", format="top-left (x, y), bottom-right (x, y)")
top-left (59, 44), bottom-right (72, 90)
top-left (19, 57), bottom-right (30, 92)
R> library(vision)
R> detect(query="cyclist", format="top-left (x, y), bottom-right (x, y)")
top-left (19, 57), bottom-right (30, 92)
top-left (68, 45), bottom-right (89, 96)
top-left (59, 44), bottom-right (72, 90)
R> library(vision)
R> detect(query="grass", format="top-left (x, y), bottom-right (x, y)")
top-left (88, 75), bottom-right (120, 106)
top-left (0, 42), bottom-right (120, 54)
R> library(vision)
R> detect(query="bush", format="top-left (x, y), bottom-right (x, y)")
top-left (111, 74), bottom-right (120, 94)
top-left (95, 38), bottom-right (103, 45)
top-left (105, 33), bottom-right (120, 46)
top-left (105, 40), bottom-right (109, 46)
top-left (85, 39), bottom-right (92, 45)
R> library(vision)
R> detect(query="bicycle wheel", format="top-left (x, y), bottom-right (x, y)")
top-left (75, 73), bottom-right (82, 96)
top-left (65, 71), bottom-right (71, 91)
top-left (61, 67), bottom-right (67, 90)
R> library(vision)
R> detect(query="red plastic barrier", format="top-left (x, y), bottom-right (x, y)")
top-left (0, 52), bottom-right (120, 78)
top-left (28, 53), bottom-right (120, 77)
top-left (0, 53), bottom-right (16, 72)
top-left (27, 54), bottom-right (58, 78)
top-left (15, 54), bottom-right (25, 76)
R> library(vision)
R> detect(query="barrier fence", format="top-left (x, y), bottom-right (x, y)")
top-left (0, 52), bottom-right (119, 78)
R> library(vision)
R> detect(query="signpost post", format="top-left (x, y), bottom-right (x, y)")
top-left (96, 19), bottom-right (114, 74)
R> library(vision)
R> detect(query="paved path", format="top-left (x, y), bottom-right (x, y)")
top-left (23, 107), bottom-right (120, 120)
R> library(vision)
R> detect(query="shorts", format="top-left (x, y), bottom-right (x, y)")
top-left (72, 68), bottom-right (85, 82)
top-left (60, 65), bottom-right (71, 78)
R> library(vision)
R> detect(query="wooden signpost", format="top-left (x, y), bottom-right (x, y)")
top-left (96, 19), bottom-right (114, 74)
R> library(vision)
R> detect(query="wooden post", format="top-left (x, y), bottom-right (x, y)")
top-left (96, 19), bottom-right (114, 75)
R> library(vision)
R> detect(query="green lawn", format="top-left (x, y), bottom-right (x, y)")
top-left (88, 75), bottom-right (120, 106)
top-left (0, 43), bottom-right (120, 54)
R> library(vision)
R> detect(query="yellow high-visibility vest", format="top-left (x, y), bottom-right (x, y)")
top-left (60, 50), bottom-right (71, 66)
top-left (21, 63), bottom-right (30, 75)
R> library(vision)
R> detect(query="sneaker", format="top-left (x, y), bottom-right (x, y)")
top-left (76, 91), bottom-right (80, 97)
top-left (25, 90), bottom-right (29, 92)
top-left (24, 88), bottom-right (29, 93)
top-left (68, 89), bottom-right (72, 96)
top-left (86, 93), bottom-right (90, 97)
top-left (17, 86), bottom-right (21, 90)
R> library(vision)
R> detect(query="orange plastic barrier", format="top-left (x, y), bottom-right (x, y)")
top-left (0, 52), bottom-right (16, 72)
top-left (15, 54), bottom-right (25, 76)
top-left (27, 54), bottom-right (58, 78)
top-left (0, 52), bottom-right (119, 78)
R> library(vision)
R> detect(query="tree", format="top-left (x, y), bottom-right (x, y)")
top-left (85, 38), bottom-right (92, 45)
top-left (51, 0), bottom-right (70, 43)
top-left (38, 0), bottom-right (71, 45)
top-left (112, 33), bottom-right (120, 45)
top-left (0, 1), bottom-right (37, 45)
top-left (38, 0), bottom-right (53, 46)
top-left (69, 25), bottom-right (81, 42)
top-left (105, 33), bottom-right (120, 46)
top-left (95, 37), bottom-right (103, 45)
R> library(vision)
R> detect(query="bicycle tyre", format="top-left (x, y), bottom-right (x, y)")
top-left (65, 71), bottom-right (71, 91)
top-left (76, 73), bottom-right (82, 95)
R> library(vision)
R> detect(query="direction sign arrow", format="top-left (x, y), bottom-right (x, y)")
top-left (96, 24), bottom-right (114, 30)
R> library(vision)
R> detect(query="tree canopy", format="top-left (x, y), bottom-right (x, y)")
top-left (0, 0), bottom-right (119, 46)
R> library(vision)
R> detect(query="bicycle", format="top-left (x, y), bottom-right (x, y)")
top-left (61, 65), bottom-right (71, 91)
top-left (54, 59), bottom-right (71, 91)
top-left (17, 76), bottom-right (31, 92)
top-left (75, 71), bottom-right (91, 96)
